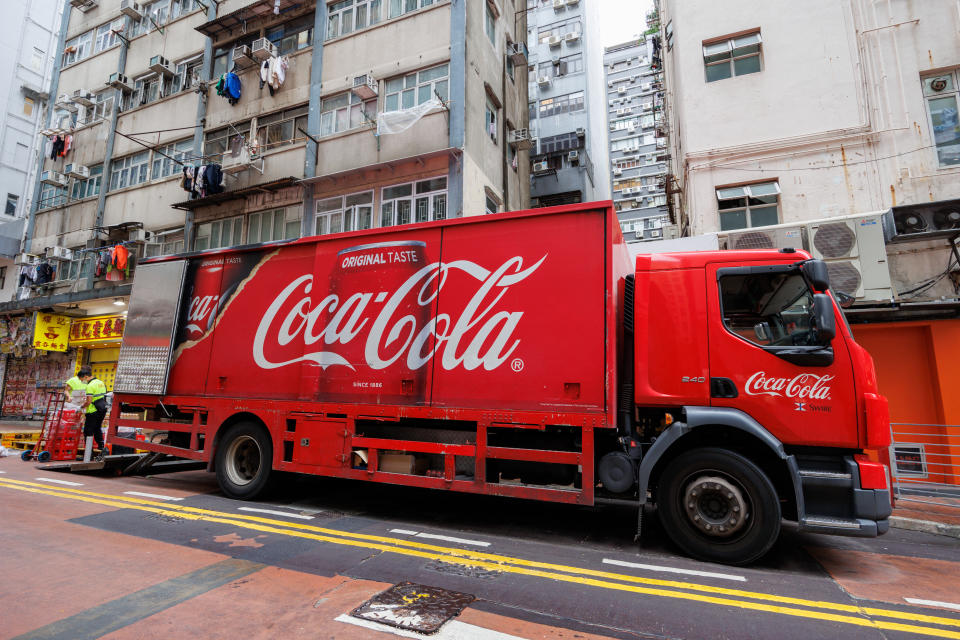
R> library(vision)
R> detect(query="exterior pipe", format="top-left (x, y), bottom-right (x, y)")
top-left (448, 0), bottom-right (467, 217)
top-left (301, 5), bottom-right (327, 238)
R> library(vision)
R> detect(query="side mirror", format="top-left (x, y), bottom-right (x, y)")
top-left (753, 322), bottom-right (771, 342)
top-left (834, 291), bottom-right (855, 309)
top-left (803, 260), bottom-right (830, 291)
top-left (812, 293), bottom-right (836, 345)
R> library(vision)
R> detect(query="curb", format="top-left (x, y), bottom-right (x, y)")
top-left (890, 516), bottom-right (960, 539)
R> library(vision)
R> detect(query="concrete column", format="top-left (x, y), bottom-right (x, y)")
top-left (448, 0), bottom-right (467, 217)
top-left (301, 7), bottom-right (328, 238)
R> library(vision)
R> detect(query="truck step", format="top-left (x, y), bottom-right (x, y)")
top-left (802, 515), bottom-right (860, 529)
top-left (799, 515), bottom-right (879, 537)
top-left (798, 470), bottom-right (851, 480)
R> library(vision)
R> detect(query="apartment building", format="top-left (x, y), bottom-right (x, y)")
top-left (0, 0), bottom-right (65, 302)
top-left (603, 35), bottom-right (669, 242)
top-left (657, 0), bottom-right (960, 475)
top-left (525, 0), bottom-right (609, 207)
top-left (0, 0), bottom-right (528, 418)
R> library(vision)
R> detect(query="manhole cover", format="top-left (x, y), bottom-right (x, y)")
top-left (350, 582), bottom-right (475, 634)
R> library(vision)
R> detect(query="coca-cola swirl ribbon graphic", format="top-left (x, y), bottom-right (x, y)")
top-left (252, 254), bottom-right (547, 373)
top-left (744, 372), bottom-right (833, 400)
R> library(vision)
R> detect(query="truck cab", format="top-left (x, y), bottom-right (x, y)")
top-left (626, 249), bottom-right (892, 564)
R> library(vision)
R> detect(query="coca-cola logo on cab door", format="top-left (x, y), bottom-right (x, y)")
top-left (744, 372), bottom-right (833, 400)
top-left (252, 254), bottom-right (547, 373)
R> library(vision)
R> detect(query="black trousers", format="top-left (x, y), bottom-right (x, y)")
top-left (84, 409), bottom-right (106, 448)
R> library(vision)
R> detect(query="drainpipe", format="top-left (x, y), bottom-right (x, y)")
top-left (23, 4), bottom-right (72, 254)
top-left (186, 1), bottom-right (220, 250)
top-left (301, 6), bottom-right (327, 237)
top-left (448, 0), bottom-right (467, 217)
top-left (93, 38), bottom-right (129, 238)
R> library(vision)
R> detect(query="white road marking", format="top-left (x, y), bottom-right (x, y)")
top-left (602, 558), bottom-right (747, 582)
top-left (35, 476), bottom-right (83, 486)
top-left (389, 529), bottom-right (491, 547)
top-left (123, 491), bottom-right (184, 501)
top-left (904, 597), bottom-right (960, 611)
top-left (237, 506), bottom-right (314, 520)
top-left (0, 470), bottom-right (6, 473)
top-left (335, 614), bottom-right (526, 639)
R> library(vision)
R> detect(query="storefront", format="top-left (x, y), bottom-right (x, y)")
top-left (68, 314), bottom-right (126, 391)
top-left (0, 313), bottom-right (76, 420)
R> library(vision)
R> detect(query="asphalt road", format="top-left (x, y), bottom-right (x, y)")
top-left (1, 459), bottom-right (959, 640)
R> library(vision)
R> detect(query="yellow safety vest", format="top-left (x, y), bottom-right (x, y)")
top-left (85, 378), bottom-right (107, 414)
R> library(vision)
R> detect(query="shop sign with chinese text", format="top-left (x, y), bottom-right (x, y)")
top-left (33, 312), bottom-right (70, 352)
top-left (69, 315), bottom-right (126, 345)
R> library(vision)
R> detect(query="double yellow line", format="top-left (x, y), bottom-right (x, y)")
top-left (2, 476), bottom-right (959, 638)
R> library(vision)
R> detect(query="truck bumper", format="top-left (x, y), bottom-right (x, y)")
top-left (796, 456), bottom-right (892, 538)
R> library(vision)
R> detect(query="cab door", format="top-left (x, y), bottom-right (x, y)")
top-left (706, 262), bottom-right (858, 448)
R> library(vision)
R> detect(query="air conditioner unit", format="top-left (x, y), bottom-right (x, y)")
top-left (508, 42), bottom-right (528, 65)
top-left (538, 75), bottom-right (551, 86)
top-left (222, 147), bottom-right (258, 174)
top-left (149, 55), bottom-right (174, 77)
top-left (41, 170), bottom-right (67, 186)
top-left (617, 86), bottom-right (626, 94)
top-left (119, 0), bottom-right (142, 19)
top-left (70, 0), bottom-right (98, 11)
top-left (128, 228), bottom-right (151, 243)
top-left (533, 160), bottom-right (550, 173)
top-left (566, 0), bottom-right (579, 5)
top-left (352, 74), bottom-right (378, 100)
top-left (648, 228), bottom-right (663, 239)
top-left (251, 38), bottom-right (277, 62)
top-left (641, 83), bottom-right (652, 92)
top-left (552, 0), bottom-right (565, 9)
top-left (108, 72), bottom-right (133, 92)
top-left (548, 35), bottom-right (562, 47)
top-left (647, 185), bottom-right (657, 192)
top-left (884, 198), bottom-right (960, 243)
top-left (642, 103), bottom-right (652, 111)
top-left (806, 214), bottom-right (892, 302)
top-left (71, 89), bottom-right (95, 107)
top-left (616, 108), bottom-right (625, 116)
top-left (565, 32), bottom-right (580, 43)
top-left (65, 163), bottom-right (90, 179)
top-left (507, 128), bottom-right (535, 150)
top-left (568, 150), bottom-right (579, 164)
top-left (45, 246), bottom-right (73, 260)
top-left (724, 223), bottom-right (808, 252)
top-left (15, 253), bottom-right (38, 265)
top-left (55, 94), bottom-right (77, 112)
top-left (232, 45), bottom-right (256, 68)
top-left (613, 168), bottom-right (622, 176)
top-left (575, 127), bottom-right (585, 138)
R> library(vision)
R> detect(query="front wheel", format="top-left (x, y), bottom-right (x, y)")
top-left (215, 422), bottom-right (273, 500)
top-left (656, 448), bottom-right (781, 565)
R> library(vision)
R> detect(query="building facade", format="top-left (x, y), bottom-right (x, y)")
top-left (603, 35), bottom-right (669, 242)
top-left (525, 0), bottom-right (609, 207)
top-left (1, 0), bottom-right (529, 418)
top-left (657, 0), bottom-right (960, 486)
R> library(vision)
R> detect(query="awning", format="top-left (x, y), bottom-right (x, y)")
top-left (171, 177), bottom-right (301, 210)
top-left (195, 0), bottom-right (304, 39)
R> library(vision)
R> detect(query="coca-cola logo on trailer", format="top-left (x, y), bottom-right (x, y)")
top-left (252, 255), bottom-right (547, 373)
top-left (744, 372), bottom-right (833, 400)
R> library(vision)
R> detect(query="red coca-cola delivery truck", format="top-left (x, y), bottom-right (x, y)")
top-left (109, 202), bottom-right (892, 564)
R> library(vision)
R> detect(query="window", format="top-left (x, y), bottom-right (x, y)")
top-left (31, 48), bottom-right (44, 72)
top-left (611, 137), bottom-right (639, 152)
top-left (144, 228), bottom-right (185, 257)
top-left (388, 0), bottom-right (435, 19)
top-left (485, 98), bottom-right (498, 143)
top-left (267, 13), bottom-right (315, 54)
top-left (84, 90), bottom-right (114, 124)
top-left (892, 444), bottom-right (927, 478)
top-left (212, 34), bottom-right (257, 78)
top-left (719, 271), bottom-right (815, 348)
top-left (315, 191), bottom-right (374, 235)
top-left (257, 105), bottom-right (309, 150)
top-left (23, 98), bottom-right (34, 117)
top-left (70, 165), bottom-right (103, 200)
top-left (506, 42), bottom-right (515, 81)
top-left (539, 132), bottom-right (581, 155)
top-left (383, 63), bottom-right (448, 112)
top-left (319, 93), bottom-right (375, 136)
top-left (172, 56), bottom-right (203, 93)
top-left (94, 22), bottom-right (118, 53)
top-left (703, 32), bottom-right (762, 82)
top-left (109, 152), bottom-right (150, 191)
top-left (539, 53), bottom-right (582, 78)
top-left (484, 1), bottom-right (497, 45)
top-left (922, 72), bottom-right (960, 167)
top-left (39, 183), bottom-right (67, 209)
top-left (152, 140), bottom-right (192, 179)
top-left (528, 101), bottom-right (536, 122)
top-left (195, 216), bottom-right (243, 250)
top-left (62, 30), bottom-right (92, 66)
top-left (204, 122), bottom-right (251, 164)
top-left (136, 0), bottom-right (171, 36)
top-left (538, 91), bottom-right (584, 117)
top-left (249, 208), bottom-right (301, 243)
top-left (5, 194), bottom-right (18, 216)
top-left (171, 0), bottom-right (199, 20)
top-left (327, 0), bottom-right (380, 40)
top-left (537, 18), bottom-right (581, 43)
top-left (132, 74), bottom-right (164, 108)
top-left (716, 181), bottom-right (780, 231)
top-left (0, 266), bottom-right (6, 289)
top-left (485, 193), bottom-right (499, 215)
top-left (380, 177), bottom-right (446, 227)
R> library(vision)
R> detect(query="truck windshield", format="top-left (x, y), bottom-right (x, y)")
top-left (719, 272), bottom-right (817, 347)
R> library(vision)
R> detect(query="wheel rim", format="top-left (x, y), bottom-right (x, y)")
top-left (224, 435), bottom-right (261, 487)
top-left (681, 472), bottom-right (751, 539)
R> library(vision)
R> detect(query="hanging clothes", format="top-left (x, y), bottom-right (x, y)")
top-left (50, 136), bottom-right (64, 159)
top-left (111, 244), bottom-right (130, 272)
top-left (215, 74), bottom-right (227, 97)
top-left (18, 265), bottom-right (33, 287)
top-left (259, 61), bottom-right (269, 90)
top-left (96, 249), bottom-right (111, 277)
top-left (205, 164), bottom-right (223, 194)
top-left (224, 72), bottom-right (241, 105)
top-left (268, 56), bottom-right (288, 92)
top-left (181, 166), bottom-right (193, 192)
top-left (195, 164), bottom-right (207, 197)
top-left (35, 262), bottom-right (54, 284)
top-left (61, 135), bottom-right (73, 157)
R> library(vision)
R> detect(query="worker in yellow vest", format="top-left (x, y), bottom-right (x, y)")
top-left (84, 374), bottom-right (109, 453)
top-left (64, 365), bottom-right (92, 407)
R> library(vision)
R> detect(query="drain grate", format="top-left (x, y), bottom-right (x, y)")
top-left (350, 581), bottom-right (475, 634)
top-left (426, 559), bottom-right (503, 579)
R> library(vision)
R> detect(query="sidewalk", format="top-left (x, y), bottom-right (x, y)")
top-left (0, 418), bottom-right (44, 432)
top-left (891, 494), bottom-right (960, 538)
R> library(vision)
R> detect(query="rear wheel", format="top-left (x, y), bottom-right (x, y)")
top-left (215, 422), bottom-right (273, 500)
top-left (656, 448), bottom-right (781, 565)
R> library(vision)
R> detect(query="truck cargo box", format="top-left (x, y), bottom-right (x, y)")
top-left (116, 203), bottom-right (631, 425)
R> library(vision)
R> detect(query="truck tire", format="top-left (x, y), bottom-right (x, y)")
top-left (656, 448), bottom-right (780, 565)
top-left (215, 422), bottom-right (273, 500)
